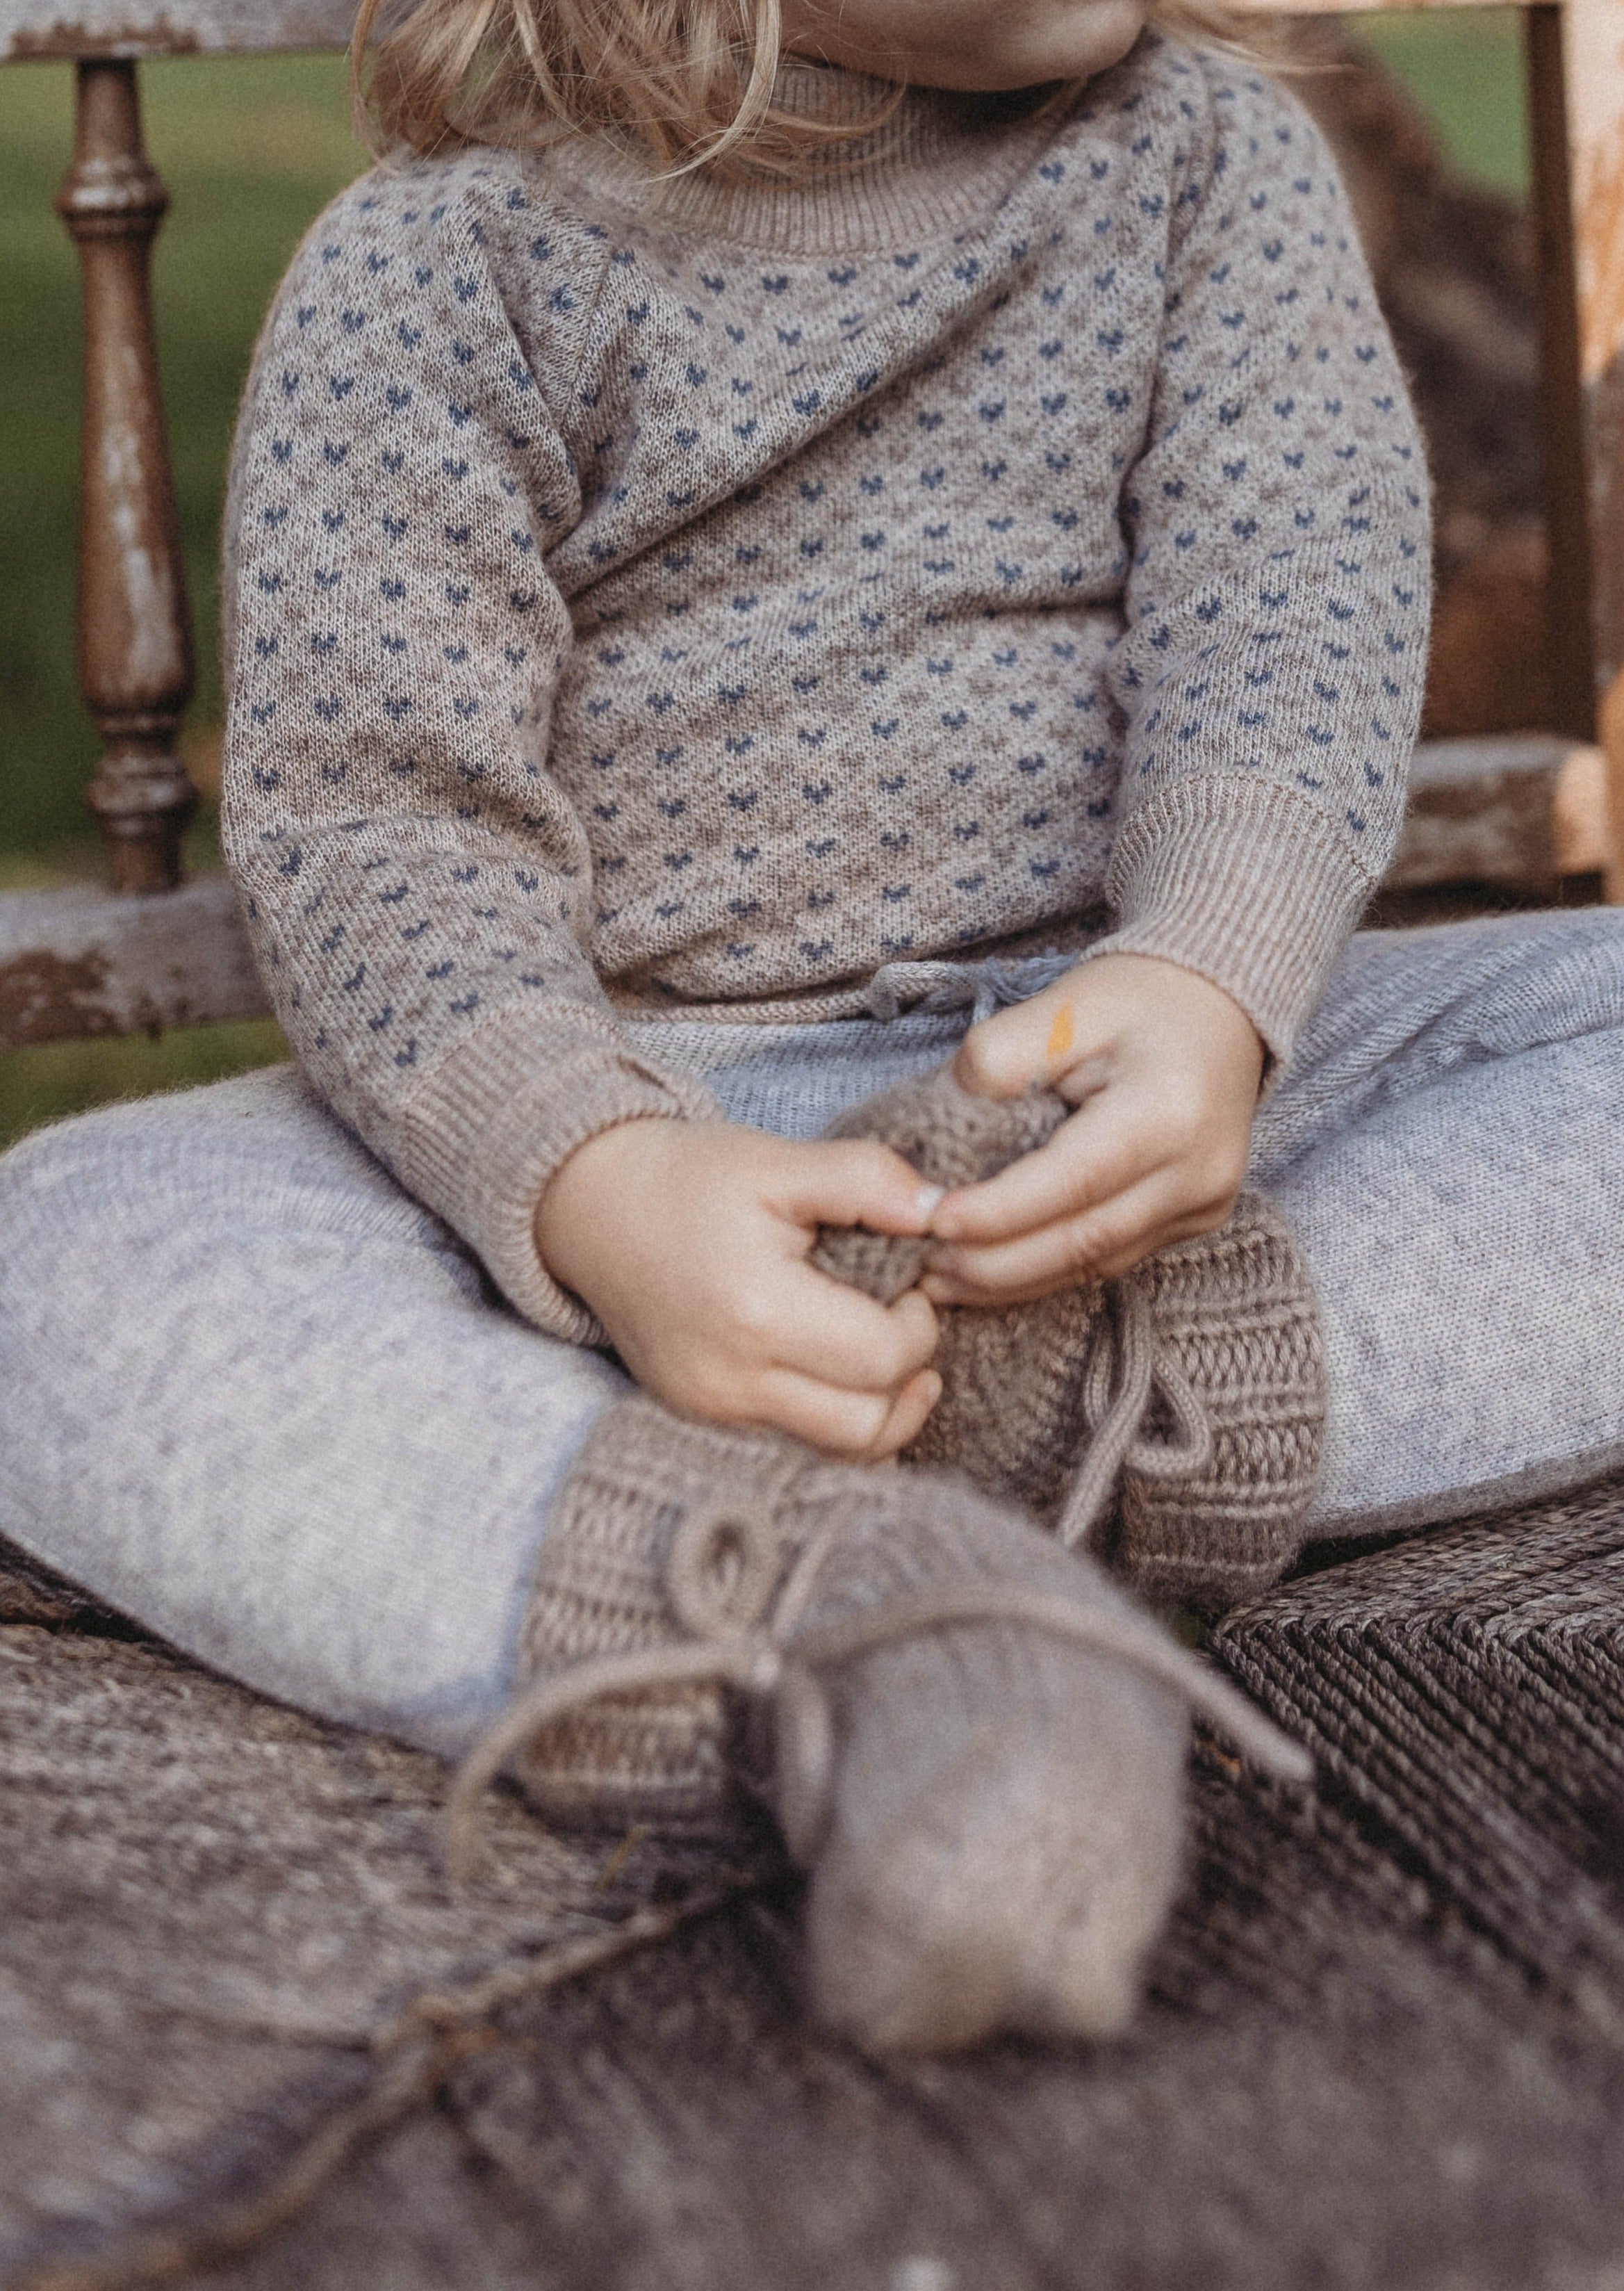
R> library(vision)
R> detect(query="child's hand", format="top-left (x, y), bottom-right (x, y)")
top-left (924, 954), bottom-right (1265, 1307)
top-left (536, 1119), bottom-right (944, 1460)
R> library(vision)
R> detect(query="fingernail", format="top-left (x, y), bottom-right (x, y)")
top-left (914, 1184), bottom-right (946, 1221)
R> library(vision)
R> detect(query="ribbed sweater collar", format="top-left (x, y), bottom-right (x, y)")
top-left (543, 58), bottom-right (1063, 256)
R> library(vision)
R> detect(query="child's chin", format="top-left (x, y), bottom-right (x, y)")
top-left (1037, 4), bottom-right (1151, 89)
top-left (919, 5), bottom-right (1149, 95)
top-left (792, 2), bottom-right (1149, 97)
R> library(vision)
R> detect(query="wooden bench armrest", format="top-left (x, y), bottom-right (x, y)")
top-left (0, 877), bottom-right (267, 1050)
top-left (0, 2), bottom-right (358, 61)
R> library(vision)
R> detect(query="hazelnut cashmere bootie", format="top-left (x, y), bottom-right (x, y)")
top-left (446, 1393), bottom-right (1309, 2058)
top-left (810, 1064), bottom-right (1327, 1612)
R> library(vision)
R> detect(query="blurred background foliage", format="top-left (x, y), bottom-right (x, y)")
top-left (1356, 8), bottom-right (1528, 195)
top-left (0, 16), bottom-right (1530, 1146)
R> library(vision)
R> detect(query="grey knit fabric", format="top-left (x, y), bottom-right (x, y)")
top-left (220, 34), bottom-right (1429, 1342)
top-left (813, 1063), bottom-right (1325, 1606)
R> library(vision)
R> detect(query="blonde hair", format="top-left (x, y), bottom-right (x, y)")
top-left (352, 0), bottom-right (1258, 177)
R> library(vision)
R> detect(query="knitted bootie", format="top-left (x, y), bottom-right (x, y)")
top-left (446, 1393), bottom-right (1307, 2057)
top-left (811, 1064), bottom-right (1326, 1611)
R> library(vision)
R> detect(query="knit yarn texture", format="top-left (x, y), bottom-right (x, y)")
top-left (509, 1390), bottom-right (1197, 2049)
top-left (513, 1387), bottom-right (1186, 1822)
top-left (221, 35), bottom-right (1429, 1339)
top-left (515, 1401), bottom-right (814, 1834)
top-left (1108, 1202), bottom-right (1326, 1604)
top-left (813, 1064), bottom-right (1325, 1608)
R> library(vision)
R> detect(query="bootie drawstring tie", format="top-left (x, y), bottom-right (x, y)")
top-left (445, 1485), bottom-right (1311, 1883)
top-left (1055, 1280), bottom-right (1215, 1553)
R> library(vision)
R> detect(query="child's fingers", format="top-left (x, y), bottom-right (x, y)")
top-left (924, 1165), bottom-right (1201, 1304)
top-left (930, 1094), bottom-right (1164, 1246)
top-left (766, 1271), bottom-right (940, 1392)
top-left (953, 983), bottom-right (1099, 1100)
top-left (748, 1365), bottom-right (942, 1460)
top-left (771, 1136), bottom-right (944, 1234)
top-left (867, 1367), bottom-right (945, 1457)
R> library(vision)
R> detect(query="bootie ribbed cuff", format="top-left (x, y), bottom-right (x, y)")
top-left (813, 1061), bottom-right (1327, 1611)
top-left (514, 1403), bottom-right (820, 1835)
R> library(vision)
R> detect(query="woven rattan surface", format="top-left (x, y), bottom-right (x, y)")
top-left (3, 1481), bottom-right (1624, 2288)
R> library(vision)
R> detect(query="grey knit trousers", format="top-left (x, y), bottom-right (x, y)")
top-left (2, 908), bottom-right (1623, 1758)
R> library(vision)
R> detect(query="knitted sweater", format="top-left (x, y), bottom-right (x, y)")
top-left (222, 33), bottom-right (1430, 1342)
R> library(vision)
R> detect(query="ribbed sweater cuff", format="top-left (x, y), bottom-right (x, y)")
top-left (393, 1006), bottom-right (721, 1344)
top-left (1094, 778), bottom-right (1377, 1067)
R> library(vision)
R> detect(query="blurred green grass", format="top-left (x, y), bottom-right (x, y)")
top-left (1355, 8), bottom-right (1529, 199)
top-left (0, 17), bottom-right (1530, 1148)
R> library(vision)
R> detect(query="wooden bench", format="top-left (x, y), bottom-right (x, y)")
top-left (1, 0), bottom-right (1622, 1061)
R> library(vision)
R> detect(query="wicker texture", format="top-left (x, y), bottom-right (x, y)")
top-left (7, 1481), bottom-right (1624, 2281)
top-left (1216, 1475), bottom-right (1624, 2019)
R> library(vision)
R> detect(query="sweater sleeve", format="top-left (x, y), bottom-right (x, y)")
top-left (1092, 54), bottom-right (1432, 1063)
top-left (222, 171), bottom-right (719, 1344)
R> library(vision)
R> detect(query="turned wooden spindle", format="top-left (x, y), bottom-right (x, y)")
top-left (56, 59), bottom-right (197, 895)
top-left (1526, 6), bottom-right (1598, 748)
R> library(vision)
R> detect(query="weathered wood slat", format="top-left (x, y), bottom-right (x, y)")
top-left (1527, 0), bottom-right (1624, 890)
top-left (1527, 6), bottom-right (1598, 742)
top-left (0, 0), bottom-right (1512, 65)
top-left (0, 874), bottom-right (268, 1049)
top-left (1391, 731), bottom-right (1608, 890)
top-left (0, 0), bottom-right (1543, 58)
top-left (0, 0), bottom-right (358, 63)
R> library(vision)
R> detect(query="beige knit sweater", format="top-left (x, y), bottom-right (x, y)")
top-left (222, 34), bottom-right (1430, 1341)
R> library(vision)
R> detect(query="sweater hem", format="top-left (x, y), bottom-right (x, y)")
top-left (1094, 777), bottom-right (1378, 1066)
top-left (394, 1004), bottom-right (722, 1344)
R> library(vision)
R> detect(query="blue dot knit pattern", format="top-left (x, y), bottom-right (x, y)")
top-left (221, 33), bottom-right (1431, 1342)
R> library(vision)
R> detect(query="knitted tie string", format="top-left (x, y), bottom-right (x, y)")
top-left (1053, 1281), bottom-right (1214, 1554)
top-left (860, 952), bottom-right (1080, 1027)
top-left (443, 1489), bottom-right (1310, 1882)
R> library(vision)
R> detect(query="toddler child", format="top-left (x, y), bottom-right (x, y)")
top-left (6, 0), bottom-right (1624, 2055)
